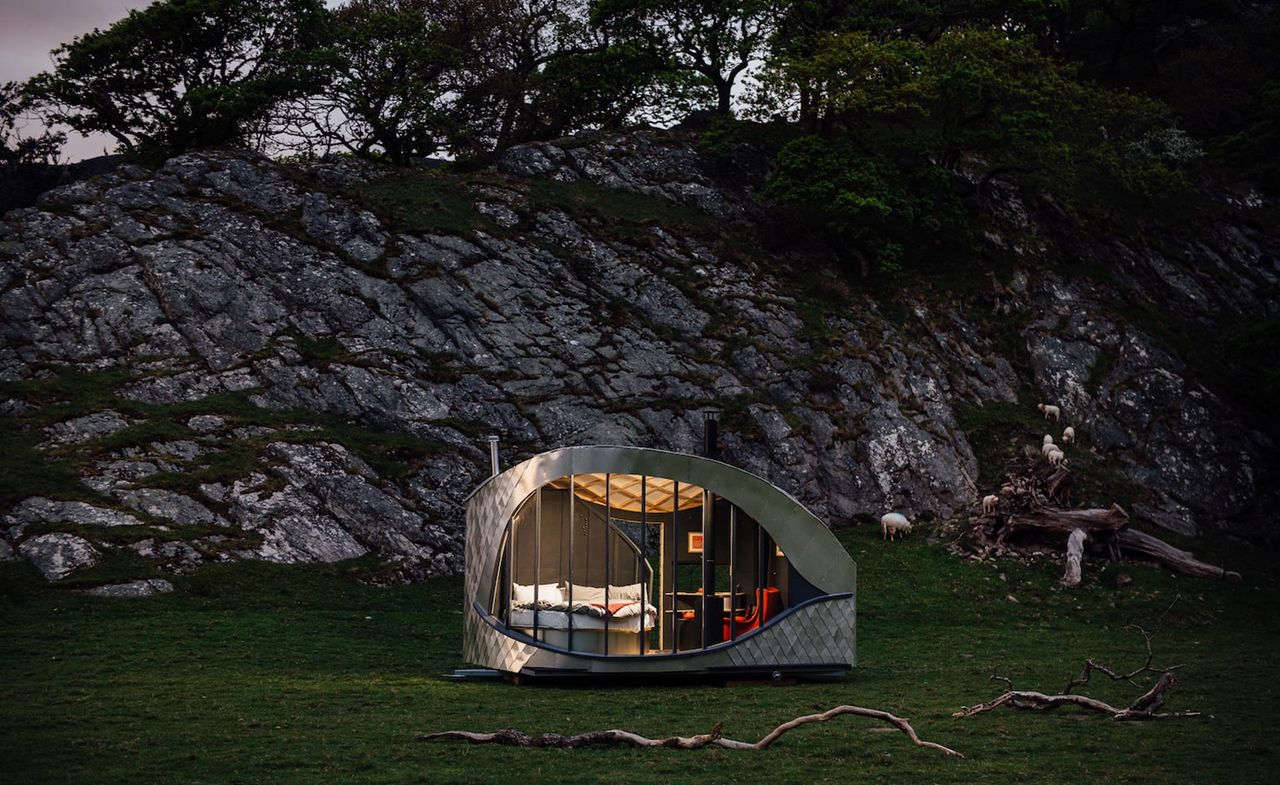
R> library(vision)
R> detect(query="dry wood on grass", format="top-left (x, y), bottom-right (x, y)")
top-left (419, 705), bottom-right (963, 757)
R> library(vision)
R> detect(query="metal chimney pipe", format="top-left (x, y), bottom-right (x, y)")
top-left (702, 408), bottom-right (721, 460)
top-left (486, 435), bottom-right (500, 476)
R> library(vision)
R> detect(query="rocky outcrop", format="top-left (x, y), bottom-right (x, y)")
top-left (1, 129), bottom-right (1275, 584)
top-left (18, 533), bottom-right (99, 580)
top-left (85, 578), bottom-right (174, 598)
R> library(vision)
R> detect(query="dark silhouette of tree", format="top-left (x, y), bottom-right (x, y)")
top-left (24, 0), bottom-right (334, 160)
top-left (272, 0), bottom-right (498, 163)
top-left (594, 0), bottom-right (772, 117)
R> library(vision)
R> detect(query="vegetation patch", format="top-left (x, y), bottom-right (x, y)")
top-left (0, 527), bottom-right (1274, 784)
top-left (349, 169), bottom-right (499, 236)
top-left (955, 401), bottom-right (1045, 488)
top-left (0, 368), bottom-right (452, 513)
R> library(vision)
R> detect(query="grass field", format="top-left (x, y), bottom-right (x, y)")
top-left (2, 526), bottom-right (1276, 785)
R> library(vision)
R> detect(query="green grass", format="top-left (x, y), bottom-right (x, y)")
top-left (2, 526), bottom-right (1275, 785)
top-left (349, 169), bottom-right (498, 236)
top-left (348, 165), bottom-right (720, 248)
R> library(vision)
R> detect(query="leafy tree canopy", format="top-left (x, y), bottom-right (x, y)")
top-left (272, 0), bottom-right (488, 164)
top-left (760, 27), bottom-right (1193, 277)
top-left (24, 0), bottom-right (334, 160)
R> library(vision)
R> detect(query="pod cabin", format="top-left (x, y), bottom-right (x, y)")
top-left (462, 445), bottom-right (857, 680)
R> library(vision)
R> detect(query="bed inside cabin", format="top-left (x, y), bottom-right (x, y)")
top-left (491, 472), bottom-right (821, 656)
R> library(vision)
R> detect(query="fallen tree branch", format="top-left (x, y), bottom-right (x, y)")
top-left (955, 671), bottom-right (1199, 721)
top-left (1117, 529), bottom-right (1241, 583)
top-left (417, 705), bottom-right (963, 757)
top-left (1062, 625), bottom-right (1176, 693)
top-left (1001, 504), bottom-right (1130, 543)
top-left (958, 630), bottom-right (1200, 722)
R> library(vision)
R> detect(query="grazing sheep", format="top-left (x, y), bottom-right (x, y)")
top-left (1038, 403), bottom-right (1061, 421)
top-left (982, 494), bottom-right (999, 514)
top-left (1041, 440), bottom-right (1058, 457)
top-left (1043, 434), bottom-right (1054, 446)
top-left (1047, 449), bottom-right (1067, 467)
top-left (1062, 426), bottom-right (1075, 444)
top-left (881, 512), bottom-right (913, 541)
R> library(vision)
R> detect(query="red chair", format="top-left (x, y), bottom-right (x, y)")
top-left (722, 587), bottom-right (781, 640)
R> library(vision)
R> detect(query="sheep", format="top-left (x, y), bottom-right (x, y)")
top-left (1043, 434), bottom-right (1054, 446)
top-left (1038, 403), bottom-right (1061, 421)
top-left (1062, 426), bottom-right (1076, 444)
top-left (1047, 449), bottom-right (1067, 467)
top-left (982, 494), bottom-right (999, 514)
top-left (881, 512), bottom-right (913, 541)
top-left (1041, 439), bottom-right (1058, 457)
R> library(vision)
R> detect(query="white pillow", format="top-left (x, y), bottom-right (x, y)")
top-left (609, 583), bottom-right (644, 601)
top-left (567, 583), bottom-right (607, 603)
top-left (511, 583), bottom-right (561, 605)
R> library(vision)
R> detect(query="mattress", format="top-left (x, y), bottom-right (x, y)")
top-left (509, 603), bottom-right (657, 632)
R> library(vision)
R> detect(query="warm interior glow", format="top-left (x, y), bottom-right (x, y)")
top-left (546, 473), bottom-right (704, 512)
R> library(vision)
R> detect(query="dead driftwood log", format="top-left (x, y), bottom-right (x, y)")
top-left (987, 503), bottom-right (1238, 584)
top-left (1001, 503), bottom-right (1130, 543)
top-left (417, 705), bottom-right (964, 758)
top-left (955, 629), bottom-right (1201, 721)
top-left (955, 671), bottom-right (1200, 721)
top-left (1118, 529), bottom-right (1242, 583)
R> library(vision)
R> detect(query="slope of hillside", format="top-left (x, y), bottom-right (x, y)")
top-left (0, 129), bottom-right (1275, 585)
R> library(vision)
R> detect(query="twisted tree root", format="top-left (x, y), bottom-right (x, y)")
top-left (417, 705), bottom-right (963, 757)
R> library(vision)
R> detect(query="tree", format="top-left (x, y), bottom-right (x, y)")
top-left (522, 38), bottom-right (677, 137)
top-left (469, 0), bottom-right (596, 152)
top-left (594, 0), bottom-right (773, 116)
top-left (1, 82), bottom-right (64, 168)
top-left (760, 28), bottom-right (1182, 277)
top-left (273, 0), bottom-right (496, 163)
top-left (24, 0), bottom-right (334, 160)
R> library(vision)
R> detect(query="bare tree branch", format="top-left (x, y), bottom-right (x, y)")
top-left (418, 705), bottom-right (964, 757)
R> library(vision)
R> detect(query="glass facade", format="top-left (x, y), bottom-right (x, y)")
top-left (489, 472), bottom-right (810, 656)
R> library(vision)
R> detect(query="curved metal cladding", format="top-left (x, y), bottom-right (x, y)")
top-left (463, 445), bottom-right (857, 676)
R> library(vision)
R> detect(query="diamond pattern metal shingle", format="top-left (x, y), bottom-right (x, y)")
top-left (461, 446), bottom-right (857, 675)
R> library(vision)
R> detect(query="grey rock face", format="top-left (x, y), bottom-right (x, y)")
top-left (114, 489), bottom-right (226, 527)
top-left (86, 578), bottom-right (174, 598)
top-left (187, 414), bottom-right (226, 433)
top-left (129, 538), bottom-right (205, 572)
top-left (41, 410), bottom-right (132, 446)
top-left (0, 132), bottom-right (1275, 583)
top-left (18, 533), bottom-right (99, 580)
top-left (3, 498), bottom-right (146, 532)
top-left (218, 442), bottom-right (457, 573)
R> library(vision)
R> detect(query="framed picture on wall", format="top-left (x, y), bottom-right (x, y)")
top-left (687, 532), bottom-right (704, 553)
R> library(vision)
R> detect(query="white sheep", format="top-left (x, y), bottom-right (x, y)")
top-left (881, 512), bottom-right (913, 541)
top-left (1041, 439), bottom-right (1058, 457)
top-left (1047, 449), bottom-right (1067, 467)
top-left (1062, 426), bottom-right (1075, 444)
top-left (1038, 403), bottom-right (1061, 421)
top-left (1043, 434), bottom-right (1054, 446)
top-left (982, 494), bottom-right (999, 514)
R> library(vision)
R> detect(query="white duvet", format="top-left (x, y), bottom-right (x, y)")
top-left (509, 599), bottom-right (658, 632)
